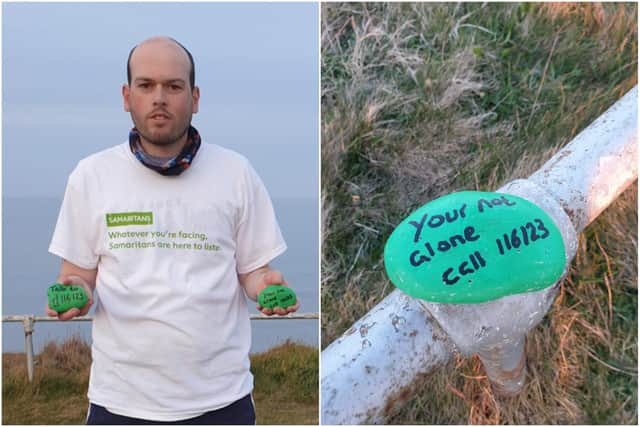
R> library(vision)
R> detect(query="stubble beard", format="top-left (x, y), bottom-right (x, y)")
top-left (132, 112), bottom-right (192, 148)
top-left (138, 124), bottom-right (190, 147)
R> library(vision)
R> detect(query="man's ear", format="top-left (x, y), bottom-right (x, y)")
top-left (122, 84), bottom-right (131, 112)
top-left (192, 86), bottom-right (200, 114)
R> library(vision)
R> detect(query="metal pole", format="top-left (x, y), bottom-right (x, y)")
top-left (321, 290), bottom-right (454, 425)
top-left (3, 313), bottom-right (318, 322)
top-left (529, 85), bottom-right (638, 231)
top-left (23, 316), bottom-right (35, 383)
top-left (4, 312), bottom-right (318, 382)
top-left (476, 334), bottom-right (527, 395)
top-left (321, 86), bottom-right (638, 423)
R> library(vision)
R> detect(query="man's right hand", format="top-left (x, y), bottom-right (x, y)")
top-left (46, 275), bottom-right (94, 321)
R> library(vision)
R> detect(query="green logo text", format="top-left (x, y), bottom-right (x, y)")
top-left (106, 212), bottom-right (153, 227)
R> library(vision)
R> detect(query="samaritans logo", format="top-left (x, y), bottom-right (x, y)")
top-left (106, 212), bottom-right (153, 227)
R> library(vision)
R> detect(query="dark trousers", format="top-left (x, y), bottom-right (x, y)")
top-left (86, 394), bottom-right (255, 425)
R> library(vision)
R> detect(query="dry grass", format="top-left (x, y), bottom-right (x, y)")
top-left (322, 2), bottom-right (637, 424)
top-left (3, 337), bottom-right (91, 425)
top-left (3, 337), bottom-right (319, 425)
top-left (252, 340), bottom-right (319, 425)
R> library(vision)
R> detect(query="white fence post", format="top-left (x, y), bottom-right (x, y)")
top-left (321, 86), bottom-right (638, 424)
top-left (23, 316), bottom-right (35, 382)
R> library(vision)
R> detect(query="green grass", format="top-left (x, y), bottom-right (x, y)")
top-left (2, 337), bottom-right (318, 425)
top-left (322, 2), bottom-right (637, 424)
top-left (252, 341), bottom-right (319, 424)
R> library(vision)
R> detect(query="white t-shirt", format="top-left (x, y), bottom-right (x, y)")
top-left (49, 142), bottom-right (286, 421)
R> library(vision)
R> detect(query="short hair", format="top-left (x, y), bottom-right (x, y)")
top-left (127, 37), bottom-right (195, 90)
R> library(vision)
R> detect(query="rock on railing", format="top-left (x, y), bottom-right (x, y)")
top-left (321, 86), bottom-right (638, 424)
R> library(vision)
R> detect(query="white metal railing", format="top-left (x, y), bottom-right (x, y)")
top-left (321, 86), bottom-right (638, 424)
top-left (3, 312), bottom-right (319, 382)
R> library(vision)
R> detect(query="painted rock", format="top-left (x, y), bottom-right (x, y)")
top-left (258, 285), bottom-right (297, 309)
top-left (384, 191), bottom-right (566, 304)
top-left (47, 284), bottom-right (89, 313)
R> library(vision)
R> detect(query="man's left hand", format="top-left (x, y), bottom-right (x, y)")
top-left (255, 270), bottom-right (300, 316)
top-left (238, 265), bottom-right (300, 316)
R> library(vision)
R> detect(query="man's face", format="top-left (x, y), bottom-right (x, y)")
top-left (123, 40), bottom-right (199, 147)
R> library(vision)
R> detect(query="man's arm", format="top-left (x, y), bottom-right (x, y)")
top-left (45, 260), bottom-right (98, 321)
top-left (238, 264), bottom-right (300, 316)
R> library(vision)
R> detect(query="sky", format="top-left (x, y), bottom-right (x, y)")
top-left (3, 2), bottom-right (319, 199)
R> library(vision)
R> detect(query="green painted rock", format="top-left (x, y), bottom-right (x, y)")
top-left (384, 191), bottom-right (566, 304)
top-left (47, 284), bottom-right (89, 313)
top-left (258, 285), bottom-right (297, 309)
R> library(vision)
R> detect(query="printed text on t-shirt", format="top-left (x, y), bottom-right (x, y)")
top-left (107, 229), bottom-right (220, 251)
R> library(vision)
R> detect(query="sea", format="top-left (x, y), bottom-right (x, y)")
top-left (2, 196), bottom-right (319, 354)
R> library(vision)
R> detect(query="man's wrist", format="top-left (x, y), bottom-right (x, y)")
top-left (239, 266), bottom-right (270, 300)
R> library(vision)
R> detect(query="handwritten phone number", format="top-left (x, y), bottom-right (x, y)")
top-left (495, 218), bottom-right (550, 255)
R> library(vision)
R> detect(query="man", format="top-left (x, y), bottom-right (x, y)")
top-left (46, 36), bottom-right (298, 424)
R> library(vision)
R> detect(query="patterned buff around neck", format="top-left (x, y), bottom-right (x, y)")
top-left (129, 126), bottom-right (202, 176)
